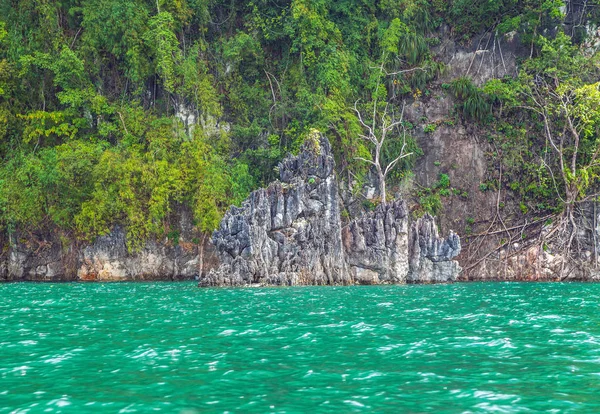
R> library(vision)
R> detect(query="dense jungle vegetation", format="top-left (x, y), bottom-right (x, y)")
top-left (0, 0), bottom-right (599, 250)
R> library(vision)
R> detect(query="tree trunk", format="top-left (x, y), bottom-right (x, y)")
top-left (198, 232), bottom-right (208, 279)
top-left (377, 167), bottom-right (386, 206)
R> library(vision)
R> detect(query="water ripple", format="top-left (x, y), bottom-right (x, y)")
top-left (1, 282), bottom-right (600, 412)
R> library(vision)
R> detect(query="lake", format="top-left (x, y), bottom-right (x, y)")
top-left (1, 282), bottom-right (600, 412)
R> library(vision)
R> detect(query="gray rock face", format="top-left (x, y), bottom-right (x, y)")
top-left (77, 226), bottom-right (199, 281)
top-left (435, 25), bottom-right (524, 87)
top-left (343, 200), bottom-right (410, 284)
top-left (3, 232), bottom-right (73, 281)
top-left (408, 214), bottom-right (462, 283)
top-left (203, 132), bottom-right (350, 286)
top-left (0, 207), bottom-right (215, 281)
top-left (202, 134), bottom-right (461, 286)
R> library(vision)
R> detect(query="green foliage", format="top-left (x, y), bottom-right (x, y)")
top-left (167, 229), bottom-right (180, 246)
top-left (445, 0), bottom-right (566, 41)
top-left (435, 173), bottom-right (450, 190)
top-left (418, 191), bottom-right (442, 216)
top-left (520, 202), bottom-right (528, 215)
top-left (1, 0), bottom-right (598, 245)
top-left (424, 123), bottom-right (437, 133)
top-left (144, 11), bottom-right (182, 93)
top-left (0, 140), bottom-right (106, 231)
top-left (448, 0), bottom-right (512, 38)
top-left (362, 198), bottom-right (379, 212)
top-left (416, 173), bottom-right (452, 214)
top-left (484, 32), bottom-right (600, 216)
top-left (449, 77), bottom-right (492, 122)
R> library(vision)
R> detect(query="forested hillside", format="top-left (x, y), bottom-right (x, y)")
top-left (1, 0), bottom-right (599, 253)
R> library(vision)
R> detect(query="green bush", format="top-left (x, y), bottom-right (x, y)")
top-left (424, 123), bottom-right (437, 133)
top-left (449, 77), bottom-right (492, 122)
top-left (435, 173), bottom-right (450, 189)
top-left (419, 193), bottom-right (442, 215)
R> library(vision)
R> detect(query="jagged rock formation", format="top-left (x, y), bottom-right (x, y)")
top-left (201, 133), bottom-right (461, 286)
top-left (342, 200), bottom-right (410, 284)
top-left (203, 132), bottom-right (349, 286)
top-left (408, 214), bottom-right (462, 283)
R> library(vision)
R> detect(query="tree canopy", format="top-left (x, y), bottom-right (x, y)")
top-left (0, 0), bottom-right (598, 248)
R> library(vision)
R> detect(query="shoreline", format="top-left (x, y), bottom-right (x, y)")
top-left (2, 278), bottom-right (597, 284)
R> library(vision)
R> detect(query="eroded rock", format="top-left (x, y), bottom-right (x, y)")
top-left (408, 214), bottom-right (462, 283)
top-left (202, 134), bottom-right (461, 286)
top-left (344, 200), bottom-right (410, 284)
top-left (203, 132), bottom-right (349, 286)
top-left (0, 207), bottom-right (214, 281)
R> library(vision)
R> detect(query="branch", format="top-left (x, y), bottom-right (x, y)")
top-left (540, 156), bottom-right (567, 204)
top-left (372, 66), bottom-right (428, 76)
top-left (358, 133), bottom-right (378, 146)
top-left (117, 111), bottom-right (129, 135)
top-left (381, 102), bottom-right (390, 131)
top-left (384, 103), bottom-right (406, 133)
top-left (70, 27), bottom-right (82, 48)
top-left (578, 192), bottom-right (600, 203)
top-left (264, 70), bottom-right (277, 105)
top-left (562, 98), bottom-right (580, 176)
top-left (353, 100), bottom-right (374, 139)
top-left (384, 152), bottom-right (413, 177)
top-left (354, 156), bottom-right (377, 167)
top-left (468, 214), bottom-right (555, 238)
top-left (372, 56), bottom-right (386, 134)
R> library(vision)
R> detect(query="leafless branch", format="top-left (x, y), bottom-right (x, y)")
top-left (354, 156), bottom-right (377, 166)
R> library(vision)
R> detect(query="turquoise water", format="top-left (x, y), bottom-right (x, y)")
top-left (1, 283), bottom-right (600, 412)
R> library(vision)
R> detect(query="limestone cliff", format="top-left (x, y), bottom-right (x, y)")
top-left (201, 133), bottom-right (461, 286)
top-left (203, 133), bottom-right (348, 286)
top-left (0, 208), bottom-right (215, 281)
top-left (403, 22), bottom-right (600, 281)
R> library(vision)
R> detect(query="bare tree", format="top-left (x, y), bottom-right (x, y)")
top-left (461, 35), bottom-right (600, 279)
top-left (353, 63), bottom-right (413, 206)
top-left (519, 78), bottom-right (600, 275)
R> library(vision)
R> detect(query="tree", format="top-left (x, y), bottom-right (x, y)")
top-left (353, 60), bottom-right (413, 206)
top-left (144, 11), bottom-right (182, 93)
top-left (507, 33), bottom-right (600, 272)
top-left (178, 132), bottom-right (254, 278)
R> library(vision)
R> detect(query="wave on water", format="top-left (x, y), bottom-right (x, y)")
top-left (1, 282), bottom-right (600, 412)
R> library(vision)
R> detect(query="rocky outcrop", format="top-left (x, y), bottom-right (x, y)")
top-left (201, 133), bottom-right (461, 286)
top-left (2, 231), bottom-right (75, 281)
top-left (408, 214), bottom-right (462, 283)
top-left (77, 226), bottom-right (200, 281)
top-left (0, 207), bottom-right (216, 281)
top-left (202, 132), bottom-right (349, 286)
top-left (1, 133), bottom-right (461, 284)
top-left (343, 200), bottom-right (410, 285)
